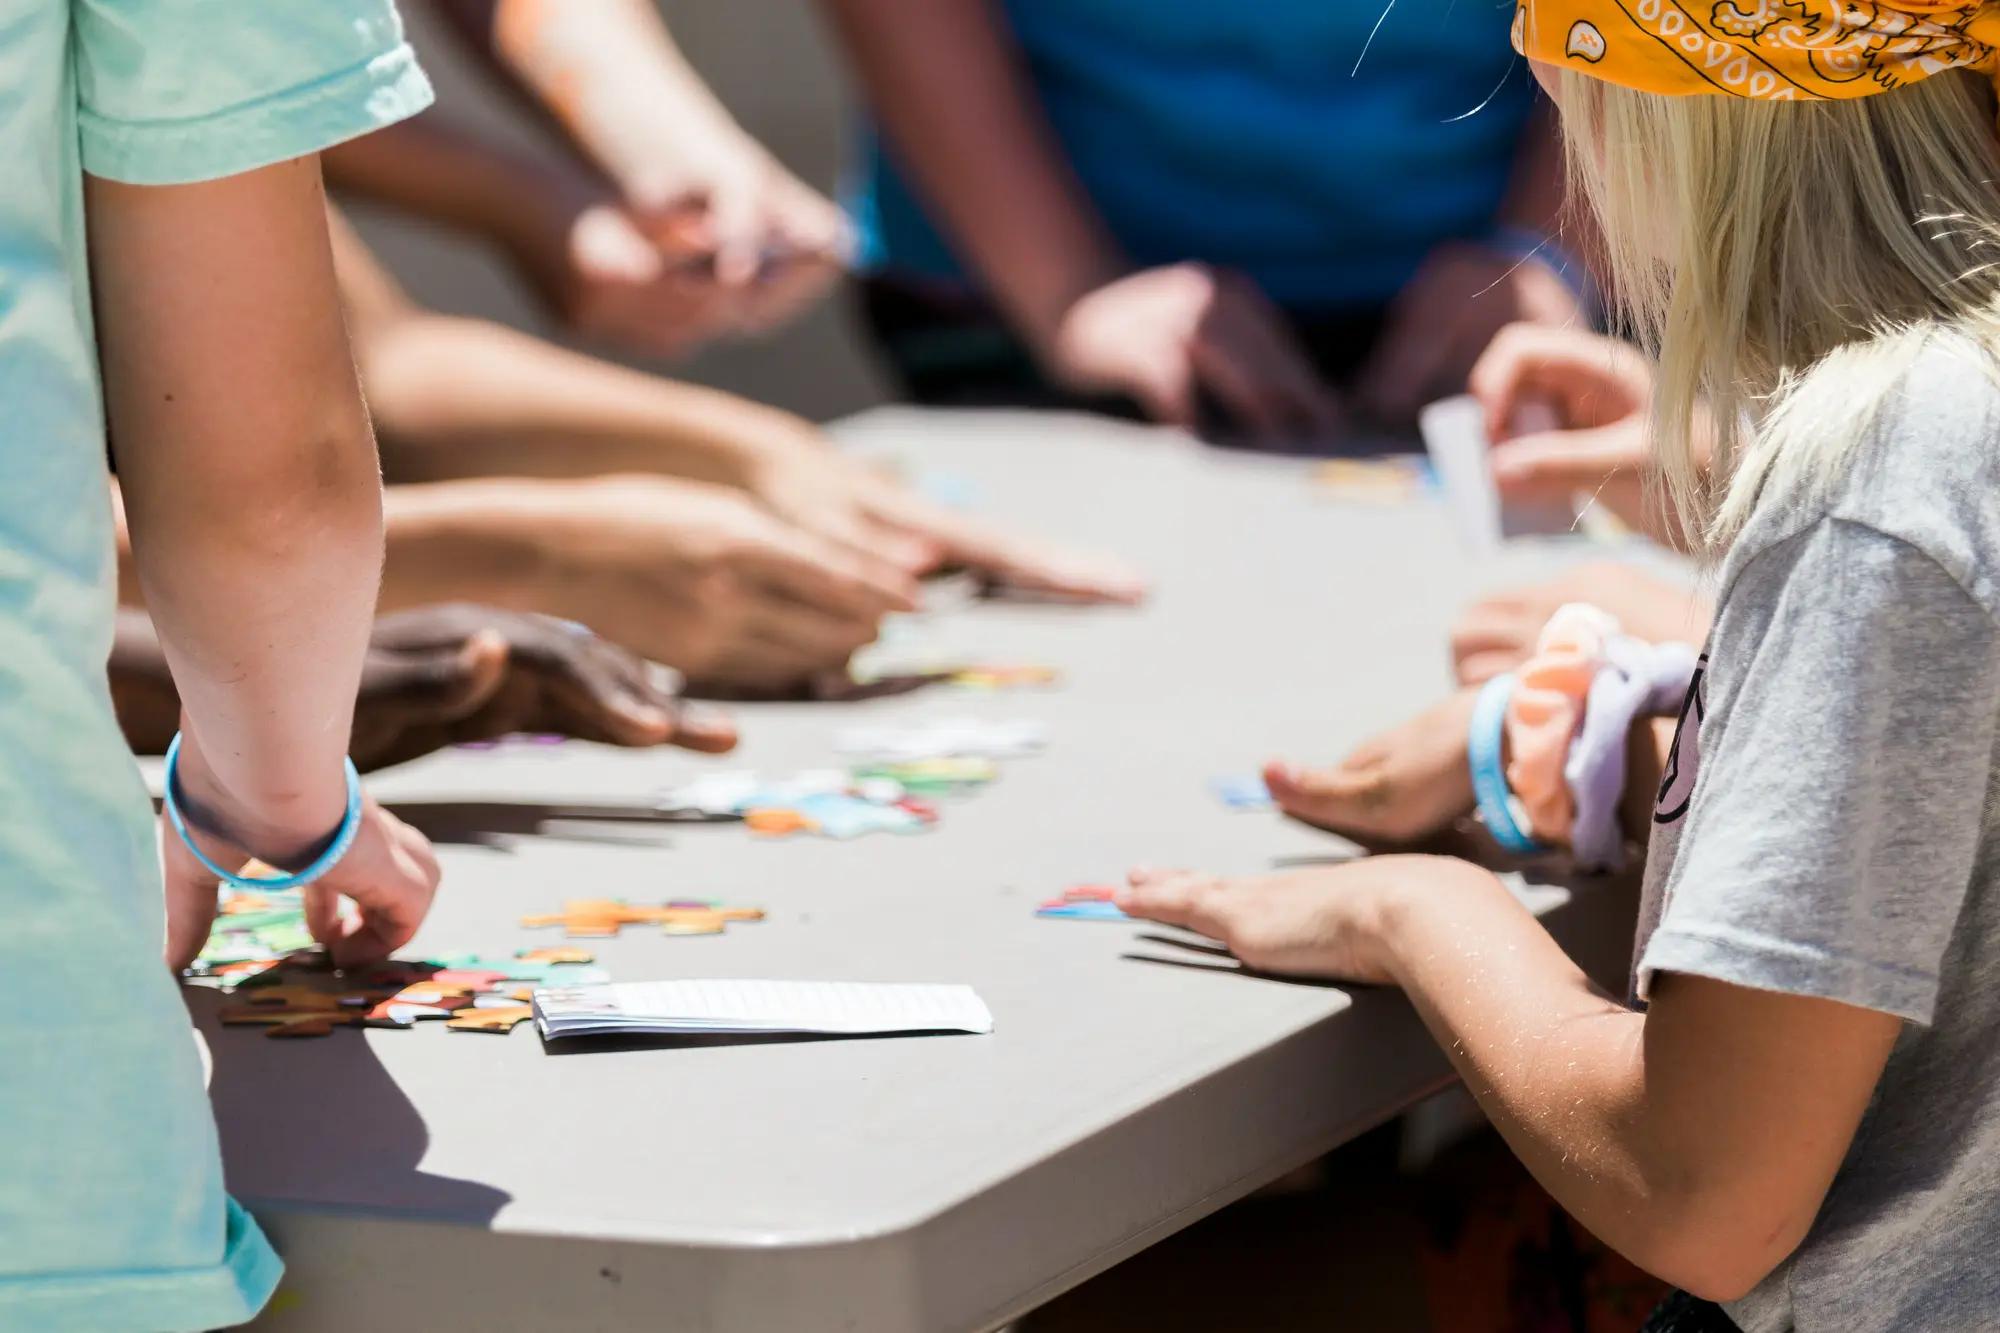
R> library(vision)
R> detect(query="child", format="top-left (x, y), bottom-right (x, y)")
top-left (1120, 6), bottom-right (2000, 1330)
top-left (2, 3), bottom-right (440, 1327)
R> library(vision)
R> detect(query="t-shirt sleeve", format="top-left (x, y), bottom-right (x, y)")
top-left (73, 0), bottom-right (434, 186)
top-left (1639, 517), bottom-right (2000, 1024)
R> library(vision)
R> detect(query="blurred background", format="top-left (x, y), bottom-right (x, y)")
top-left (349, 2), bottom-right (885, 420)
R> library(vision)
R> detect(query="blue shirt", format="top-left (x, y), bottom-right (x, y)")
top-left (0, 4), bottom-right (428, 1328)
top-left (853, 0), bottom-right (1534, 310)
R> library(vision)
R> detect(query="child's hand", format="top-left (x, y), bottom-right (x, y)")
top-left (1118, 857), bottom-right (1489, 985)
top-left (525, 476), bottom-right (919, 694)
top-left (299, 799), bottom-right (440, 968)
top-left (351, 606), bottom-right (738, 769)
top-left (1262, 688), bottom-right (1479, 845)
top-left (161, 796), bottom-right (440, 972)
top-left (1467, 323), bottom-right (1665, 540)
top-left (741, 428), bottom-right (1148, 605)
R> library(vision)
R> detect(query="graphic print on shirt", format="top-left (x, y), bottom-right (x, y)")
top-left (1654, 653), bottom-right (1706, 825)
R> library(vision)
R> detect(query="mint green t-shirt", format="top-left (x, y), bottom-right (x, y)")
top-left (0, 4), bottom-right (429, 1328)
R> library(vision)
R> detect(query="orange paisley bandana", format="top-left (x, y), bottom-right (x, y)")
top-left (1512, 1), bottom-right (2000, 99)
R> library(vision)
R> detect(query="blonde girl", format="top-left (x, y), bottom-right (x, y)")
top-left (1119, 5), bottom-right (2000, 1330)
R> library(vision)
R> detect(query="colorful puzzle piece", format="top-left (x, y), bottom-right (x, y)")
top-left (746, 792), bottom-right (927, 841)
top-left (659, 766), bottom-right (944, 840)
top-left (445, 1004), bottom-right (535, 1034)
top-left (187, 884), bottom-right (316, 985)
top-left (849, 757), bottom-right (999, 795)
top-left (1209, 774), bottom-right (1274, 811)
top-left (521, 899), bottom-right (764, 939)
top-left (1311, 456), bottom-right (1436, 505)
top-left (948, 664), bottom-right (1060, 691)
top-left (835, 717), bottom-right (1047, 762)
top-left (1036, 885), bottom-right (1133, 923)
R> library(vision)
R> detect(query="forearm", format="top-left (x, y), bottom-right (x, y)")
top-left (378, 479), bottom-right (558, 614)
top-left (361, 313), bottom-right (802, 486)
top-left (824, 0), bottom-right (1125, 345)
top-left (1379, 867), bottom-right (1702, 1282)
top-left (477, 0), bottom-right (749, 199)
top-left (92, 161), bottom-right (379, 847)
top-left (322, 117), bottom-right (583, 279)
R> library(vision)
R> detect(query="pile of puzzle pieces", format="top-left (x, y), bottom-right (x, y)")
top-left (216, 947), bottom-right (609, 1038)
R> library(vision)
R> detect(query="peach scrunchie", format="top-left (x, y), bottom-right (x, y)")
top-left (1504, 602), bottom-right (1620, 844)
top-left (1512, 0), bottom-right (2000, 102)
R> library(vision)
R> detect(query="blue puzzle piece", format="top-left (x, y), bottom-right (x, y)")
top-left (1209, 774), bottom-right (1273, 811)
top-left (1036, 900), bottom-right (1132, 922)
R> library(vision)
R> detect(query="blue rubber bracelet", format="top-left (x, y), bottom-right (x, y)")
top-left (163, 732), bottom-right (364, 891)
top-left (1468, 673), bottom-right (1548, 856)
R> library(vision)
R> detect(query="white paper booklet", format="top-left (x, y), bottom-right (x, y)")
top-left (1419, 394), bottom-right (1579, 551)
top-left (533, 979), bottom-right (995, 1040)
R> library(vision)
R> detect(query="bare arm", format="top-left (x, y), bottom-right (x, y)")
top-left (448, 0), bottom-right (751, 202)
top-left (92, 157), bottom-right (381, 856)
top-left (321, 115), bottom-right (589, 299)
top-left (337, 212), bottom-right (811, 492)
top-left (822, 0), bottom-right (1123, 348)
top-left (1381, 866), bottom-right (1899, 1301)
top-left (434, 0), bottom-right (847, 278)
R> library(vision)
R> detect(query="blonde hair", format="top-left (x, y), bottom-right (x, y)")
top-left (1551, 67), bottom-right (2000, 554)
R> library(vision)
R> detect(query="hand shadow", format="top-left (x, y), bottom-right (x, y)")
top-left (1119, 931), bottom-right (1356, 991)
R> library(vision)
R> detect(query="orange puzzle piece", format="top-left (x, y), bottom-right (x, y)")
top-left (520, 899), bottom-right (764, 939)
top-left (445, 1004), bottom-right (535, 1033)
top-left (219, 986), bottom-right (362, 1038)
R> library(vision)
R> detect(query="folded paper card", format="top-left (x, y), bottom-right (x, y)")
top-left (533, 979), bottom-right (995, 1041)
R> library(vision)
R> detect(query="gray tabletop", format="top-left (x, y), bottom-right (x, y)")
top-left (212, 409), bottom-right (1651, 1333)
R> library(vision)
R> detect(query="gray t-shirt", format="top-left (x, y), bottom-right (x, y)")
top-left (1636, 336), bottom-right (2000, 1333)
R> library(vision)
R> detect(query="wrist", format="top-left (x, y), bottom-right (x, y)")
top-left (382, 480), bottom-right (557, 615)
top-left (171, 727), bottom-right (349, 867)
top-left (1376, 857), bottom-right (1513, 986)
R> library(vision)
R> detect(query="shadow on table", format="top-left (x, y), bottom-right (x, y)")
top-left (384, 799), bottom-right (713, 850)
top-left (185, 986), bottom-right (512, 1228)
top-left (541, 1029), bottom-right (977, 1055)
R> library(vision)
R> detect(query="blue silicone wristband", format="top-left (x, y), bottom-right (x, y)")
top-left (1468, 673), bottom-right (1548, 856)
top-left (163, 732), bottom-right (364, 891)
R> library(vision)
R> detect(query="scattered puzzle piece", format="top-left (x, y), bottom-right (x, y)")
top-left (521, 899), bottom-right (764, 939)
top-left (516, 946), bottom-right (594, 966)
top-left (1037, 885), bottom-right (1133, 923)
top-left (850, 757), bottom-right (999, 795)
top-left (1311, 456), bottom-right (1435, 505)
top-left (835, 717), bottom-right (1046, 762)
top-left (1209, 774), bottom-right (1274, 811)
top-left (948, 664), bottom-right (1059, 691)
top-left (219, 986), bottom-right (362, 1038)
top-left (446, 1004), bottom-right (535, 1033)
